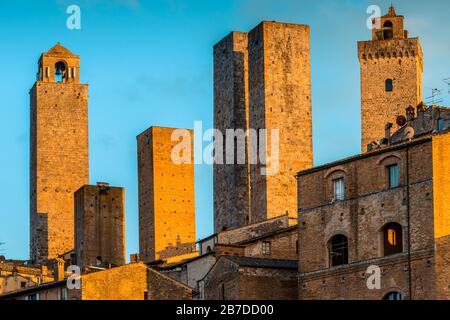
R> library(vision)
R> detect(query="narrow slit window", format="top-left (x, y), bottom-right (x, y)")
top-left (385, 79), bottom-right (393, 92)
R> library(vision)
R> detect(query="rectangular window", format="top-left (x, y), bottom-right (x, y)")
top-left (388, 165), bottom-right (399, 188)
top-left (437, 118), bottom-right (444, 131)
top-left (262, 241), bottom-right (271, 255)
top-left (333, 178), bottom-right (345, 201)
top-left (60, 288), bottom-right (68, 300)
top-left (28, 293), bottom-right (39, 301)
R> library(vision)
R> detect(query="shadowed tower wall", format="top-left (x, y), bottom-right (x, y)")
top-left (213, 31), bottom-right (251, 232)
top-left (137, 126), bottom-right (197, 263)
top-left (74, 183), bottom-right (126, 270)
top-left (358, 6), bottom-right (423, 151)
top-left (30, 43), bottom-right (89, 263)
top-left (248, 21), bottom-right (313, 224)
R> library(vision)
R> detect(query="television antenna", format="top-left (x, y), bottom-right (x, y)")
top-left (443, 78), bottom-right (450, 94)
top-left (424, 87), bottom-right (443, 105)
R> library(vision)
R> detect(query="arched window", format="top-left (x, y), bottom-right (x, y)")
top-left (329, 235), bottom-right (348, 267)
top-left (385, 79), bottom-right (393, 92)
top-left (383, 223), bottom-right (403, 256)
top-left (383, 291), bottom-right (402, 300)
top-left (55, 61), bottom-right (67, 83)
top-left (383, 21), bottom-right (394, 40)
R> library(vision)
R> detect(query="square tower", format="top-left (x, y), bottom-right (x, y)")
top-left (248, 22), bottom-right (313, 224)
top-left (137, 126), bottom-right (197, 263)
top-left (213, 31), bottom-right (251, 232)
top-left (358, 6), bottom-right (424, 151)
top-left (30, 43), bottom-right (89, 263)
top-left (74, 183), bottom-right (126, 270)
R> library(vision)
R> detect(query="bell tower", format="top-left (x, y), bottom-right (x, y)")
top-left (30, 43), bottom-right (89, 263)
top-left (358, 6), bottom-right (423, 151)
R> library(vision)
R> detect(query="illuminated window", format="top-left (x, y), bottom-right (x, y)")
top-left (385, 79), bottom-right (393, 92)
top-left (383, 291), bottom-right (402, 300)
top-left (388, 164), bottom-right (399, 188)
top-left (333, 178), bottom-right (345, 201)
top-left (329, 235), bottom-right (348, 267)
top-left (383, 223), bottom-right (403, 256)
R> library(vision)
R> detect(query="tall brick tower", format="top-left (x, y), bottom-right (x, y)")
top-left (213, 32), bottom-right (251, 232)
top-left (137, 126), bottom-right (197, 263)
top-left (358, 6), bottom-right (423, 151)
top-left (249, 22), bottom-right (313, 224)
top-left (30, 43), bottom-right (89, 263)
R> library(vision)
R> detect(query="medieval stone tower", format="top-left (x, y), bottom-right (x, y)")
top-left (213, 32), bottom-right (250, 233)
top-left (74, 183), bottom-right (126, 270)
top-left (213, 22), bottom-right (313, 230)
top-left (249, 22), bottom-right (313, 224)
top-left (358, 6), bottom-right (423, 151)
top-left (30, 43), bottom-right (89, 263)
top-left (137, 126), bottom-right (197, 263)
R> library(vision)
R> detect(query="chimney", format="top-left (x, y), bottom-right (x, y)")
top-left (41, 265), bottom-right (48, 277)
top-left (385, 122), bottom-right (393, 140)
top-left (406, 106), bottom-right (415, 123)
top-left (96, 182), bottom-right (110, 187)
top-left (53, 258), bottom-right (65, 281)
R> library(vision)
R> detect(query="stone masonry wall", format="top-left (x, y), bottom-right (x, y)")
top-left (213, 32), bottom-right (251, 233)
top-left (249, 21), bottom-right (313, 224)
top-left (297, 139), bottom-right (441, 299)
top-left (74, 184), bottom-right (126, 270)
top-left (30, 81), bottom-right (89, 263)
top-left (358, 38), bottom-right (423, 151)
top-left (137, 126), bottom-right (196, 263)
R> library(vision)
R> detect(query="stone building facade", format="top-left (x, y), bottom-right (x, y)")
top-left (30, 43), bottom-right (89, 263)
top-left (359, 6), bottom-right (423, 151)
top-left (137, 126), bottom-right (197, 263)
top-left (202, 256), bottom-right (298, 300)
top-left (297, 115), bottom-right (450, 299)
top-left (74, 183), bottom-right (126, 270)
top-left (0, 262), bottom-right (54, 295)
top-left (213, 31), bottom-right (251, 233)
top-left (0, 262), bottom-right (193, 301)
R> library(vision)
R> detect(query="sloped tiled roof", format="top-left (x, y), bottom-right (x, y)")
top-left (45, 43), bottom-right (76, 56)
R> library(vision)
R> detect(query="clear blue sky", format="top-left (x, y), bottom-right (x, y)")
top-left (0, 0), bottom-right (449, 260)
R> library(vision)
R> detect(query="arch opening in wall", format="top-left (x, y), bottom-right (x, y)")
top-left (328, 234), bottom-right (348, 267)
top-left (55, 61), bottom-right (67, 83)
top-left (383, 223), bottom-right (403, 256)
